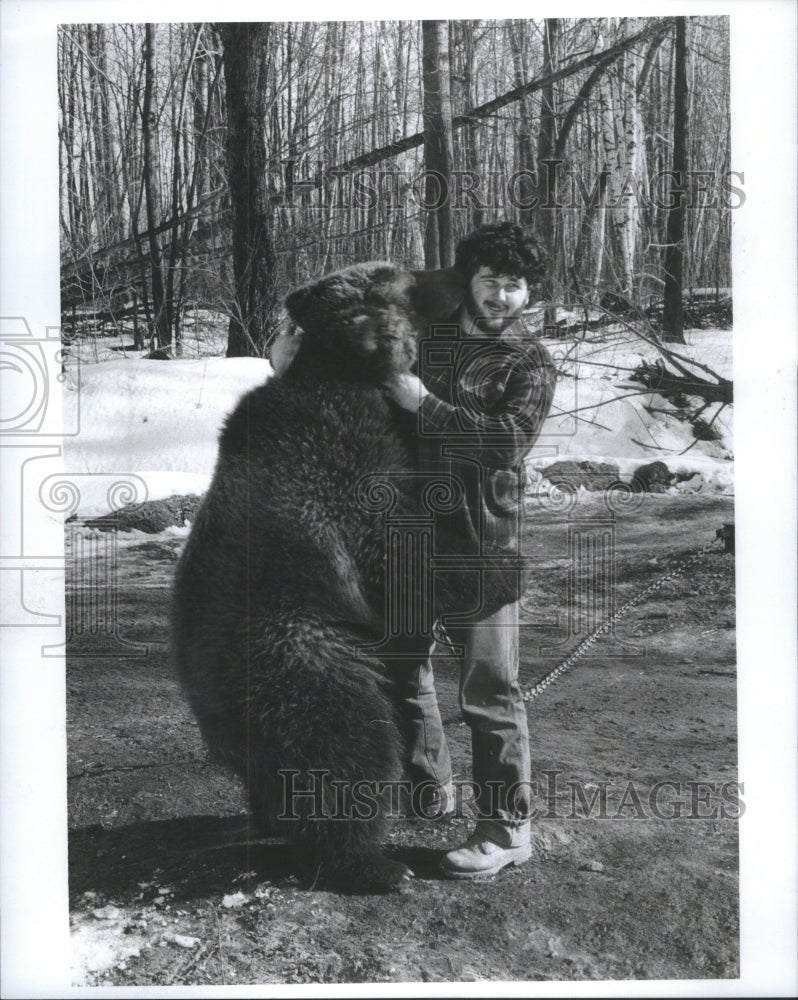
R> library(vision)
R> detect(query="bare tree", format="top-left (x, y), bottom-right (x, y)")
top-left (142, 24), bottom-right (170, 348)
top-left (218, 22), bottom-right (279, 357)
top-left (662, 17), bottom-right (688, 343)
top-left (421, 20), bottom-right (455, 268)
top-left (536, 18), bottom-right (559, 325)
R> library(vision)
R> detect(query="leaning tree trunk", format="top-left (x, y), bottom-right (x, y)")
top-left (219, 22), bottom-right (279, 358)
top-left (662, 17), bottom-right (688, 343)
top-left (421, 20), bottom-right (455, 269)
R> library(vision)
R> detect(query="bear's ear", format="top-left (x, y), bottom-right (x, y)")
top-left (409, 266), bottom-right (467, 322)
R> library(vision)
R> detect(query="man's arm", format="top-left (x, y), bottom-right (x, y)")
top-left (387, 339), bottom-right (557, 468)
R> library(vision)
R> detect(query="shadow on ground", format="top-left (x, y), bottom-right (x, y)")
top-left (70, 815), bottom-right (448, 906)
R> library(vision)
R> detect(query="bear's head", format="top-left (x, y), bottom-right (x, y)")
top-left (284, 262), bottom-right (419, 382)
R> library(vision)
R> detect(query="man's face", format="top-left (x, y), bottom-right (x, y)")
top-left (464, 266), bottom-right (531, 334)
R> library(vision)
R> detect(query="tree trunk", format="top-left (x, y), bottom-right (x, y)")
top-left (421, 20), bottom-right (455, 269)
top-left (662, 17), bottom-right (688, 343)
top-left (87, 26), bottom-right (114, 244)
top-left (142, 23), bottom-right (170, 349)
top-left (60, 37), bottom-right (81, 253)
top-left (599, 23), bottom-right (642, 303)
top-left (572, 167), bottom-right (608, 300)
top-left (508, 21), bottom-right (534, 228)
top-left (219, 22), bottom-right (279, 358)
top-left (460, 21), bottom-right (484, 230)
top-left (536, 18), bottom-right (559, 326)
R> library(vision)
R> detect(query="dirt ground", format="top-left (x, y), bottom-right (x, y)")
top-left (66, 491), bottom-right (738, 986)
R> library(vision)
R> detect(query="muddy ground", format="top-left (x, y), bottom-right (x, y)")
top-left (66, 491), bottom-right (738, 986)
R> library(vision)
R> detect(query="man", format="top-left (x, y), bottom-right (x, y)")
top-left (386, 221), bottom-right (556, 878)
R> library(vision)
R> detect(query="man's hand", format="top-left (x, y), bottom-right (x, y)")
top-left (385, 373), bottom-right (430, 411)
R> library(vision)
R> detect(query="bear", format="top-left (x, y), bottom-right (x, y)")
top-left (172, 262), bottom-right (525, 892)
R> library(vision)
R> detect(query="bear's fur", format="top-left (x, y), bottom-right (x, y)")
top-left (173, 262), bottom-right (523, 891)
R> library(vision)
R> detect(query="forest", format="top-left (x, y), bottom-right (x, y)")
top-left (58, 17), bottom-right (734, 359)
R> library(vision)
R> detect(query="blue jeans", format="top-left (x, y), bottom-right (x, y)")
top-left (390, 601), bottom-right (531, 822)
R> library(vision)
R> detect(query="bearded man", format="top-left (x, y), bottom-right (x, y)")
top-left (386, 221), bottom-right (556, 877)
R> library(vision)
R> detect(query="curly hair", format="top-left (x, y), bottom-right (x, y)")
top-left (454, 220), bottom-right (547, 287)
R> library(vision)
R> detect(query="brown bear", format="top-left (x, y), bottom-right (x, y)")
top-left (172, 262), bottom-right (523, 891)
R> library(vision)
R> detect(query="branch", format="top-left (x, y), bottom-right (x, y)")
top-left (631, 358), bottom-right (733, 406)
top-left (60, 187), bottom-right (227, 280)
top-left (678, 404), bottom-right (728, 455)
top-left (306, 17), bottom-right (676, 186)
top-left (592, 301), bottom-right (732, 395)
top-left (636, 29), bottom-right (670, 97)
top-left (555, 54), bottom-right (618, 161)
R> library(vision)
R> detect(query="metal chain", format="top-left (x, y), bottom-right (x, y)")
top-left (522, 534), bottom-right (725, 702)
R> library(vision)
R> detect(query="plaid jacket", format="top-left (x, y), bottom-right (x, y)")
top-left (413, 313), bottom-right (556, 552)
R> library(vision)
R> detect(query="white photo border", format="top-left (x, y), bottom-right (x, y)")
top-left (1, 1), bottom-right (795, 996)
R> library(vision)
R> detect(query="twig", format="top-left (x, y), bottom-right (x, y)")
top-left (556, 388), bottom-right (668, 417)
top-left (548, 403), bottom-right (613, 431)
top-left (630, 438), bottom-right (666, 451)
top-left (308, 864), bottom-right (323, 892)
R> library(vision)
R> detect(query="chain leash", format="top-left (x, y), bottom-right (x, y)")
top-left (521, 534), bottom-right (725, 702)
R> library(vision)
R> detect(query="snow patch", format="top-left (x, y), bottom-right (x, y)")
top-left (529, 329), bottom-right (733, 484)
top-left (71, 907), bottom-right (146, 986)
top-left (63, 357), bottom-right (271, 515)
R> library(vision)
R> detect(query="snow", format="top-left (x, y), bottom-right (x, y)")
top-left (528, 328), bottom-right (733, 486)
top-left (62, 328), bottom-right (733, 518)
top-left (521, 326), bottom-right (732, 492)
top-left (71, 910), bottom-right (146, 986)
top-left (63, 357), bottom-right (271, 516)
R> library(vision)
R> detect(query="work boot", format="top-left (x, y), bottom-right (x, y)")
top-left (440, 820), bottom-right (531, 879)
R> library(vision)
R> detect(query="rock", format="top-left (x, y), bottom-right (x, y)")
top-left (632, 461), bottom-right (673, 493)
top-left (546, 937), bottom-right (560, 958)
top-left (221, 891), bottom-right (247, 909)
top-left (165, 932), bottom-right (200, 949)
top-left (579, 860), bottom-right (605, 873)
top-left (541, 460), bottom-right (620, 492)
top-left (716, 522), bottom-right (735, 555)
top-left (84, 494), bottom-right (204, 533)
top-left (676, 472), bottom-right (705, 493)
top-left (92, 905), bottom-right (122, 920)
